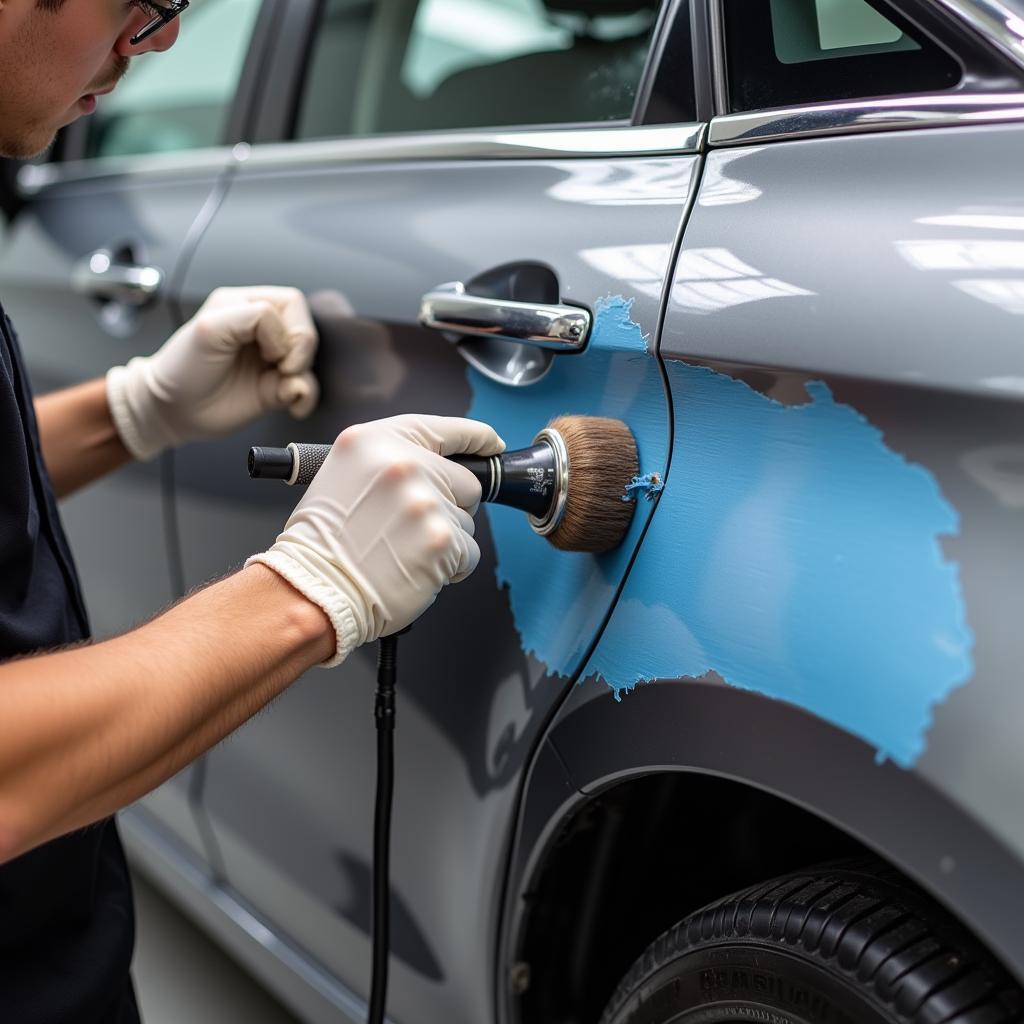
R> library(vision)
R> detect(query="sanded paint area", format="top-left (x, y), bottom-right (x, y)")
top-left (583, 358), bottom-right (973, 769)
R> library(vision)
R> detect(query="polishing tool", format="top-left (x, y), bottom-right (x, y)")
top-left (249, 414), bottom-right (641, 552)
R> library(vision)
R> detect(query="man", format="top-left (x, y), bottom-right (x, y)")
top-left (0, 1), bottom-right (502, 1020)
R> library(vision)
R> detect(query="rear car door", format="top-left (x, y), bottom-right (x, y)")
top-left (0, 0), bottom-right (267, 862)
top-left (654, 0), bottom-right (1024, 783)
top-left (549, 0), bottom-right (1024, 940)
top-left (167, 0), bottom-right (702, 1018)
top-left (658, 0), bottom-right (1024, 846)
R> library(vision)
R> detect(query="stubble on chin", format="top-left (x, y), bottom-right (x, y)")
top-left (0, 58), bottom-right (129, 161)
top-left (1, 60), bottom-right (130, 161)
top-left (0, 128), bottom-right (59, 161)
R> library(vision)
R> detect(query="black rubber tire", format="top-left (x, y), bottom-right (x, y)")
top-left (599, 858), bottom-right (1024, 1024)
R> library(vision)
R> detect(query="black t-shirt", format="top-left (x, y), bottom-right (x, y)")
top-left (0, 301), bottom-right (139, 1023)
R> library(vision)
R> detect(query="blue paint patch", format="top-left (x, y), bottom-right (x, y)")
top-left (466, 296), bottom-right (669, 677)
top-left (583, 361), bottom-right (973, 768)
top-left (623, 473), bottom-right (664, 502)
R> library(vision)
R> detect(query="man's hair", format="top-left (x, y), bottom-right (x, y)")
top-left (35, 0), bottom-right (69, 11)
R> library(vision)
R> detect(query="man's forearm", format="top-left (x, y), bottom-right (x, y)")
top-left (0, 563), bottom-right (334, 863)
top-left (35, 378), bottom-right (133, 498)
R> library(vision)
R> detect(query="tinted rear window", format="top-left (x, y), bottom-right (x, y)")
top-left (724, 0), bottom-right (961, 112)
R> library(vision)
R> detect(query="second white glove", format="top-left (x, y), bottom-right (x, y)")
top-left (106, 286), bottom-right (319, 461)
top-left (246, 415), bottom-right (505, 667)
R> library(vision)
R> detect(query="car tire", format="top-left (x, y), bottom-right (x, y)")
top-left (598, 858), bottom-right (1023, 1024)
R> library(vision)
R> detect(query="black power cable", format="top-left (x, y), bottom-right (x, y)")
top-left (247, 443), bottom-right (402, 1022)
top-left (368, 633), bottom-right (399, 1024)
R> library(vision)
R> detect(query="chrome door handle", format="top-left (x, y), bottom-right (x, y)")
top-left (418, 281), bottom-right (590, 351)
top-left (72, 249), bottom-right (164, 306)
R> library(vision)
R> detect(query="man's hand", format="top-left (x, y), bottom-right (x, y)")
top-left (247, 414), bottom-right (506, 665)
top-left (106, 286), bottom-right (320, 461)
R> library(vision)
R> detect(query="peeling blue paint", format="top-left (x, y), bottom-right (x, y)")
top-left (470, 295), bottom-right (972, 768)
top-left (584, 361), bottom-right (974, 769)
top-left (466, 295), bottom-right (669, 676)
top-left (623, 473), bottom-right (664, 502)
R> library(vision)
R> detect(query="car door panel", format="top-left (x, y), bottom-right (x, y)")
top-left (658, 126), bottom-right (1024, 834)
top-left (174, 139), bottom-right (699, 1022)
top-left (566, 123), bottom-right (1024, 870)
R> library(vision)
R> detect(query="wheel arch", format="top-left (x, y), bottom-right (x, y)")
top-left (501, 679), bottom-right (1024, 1024)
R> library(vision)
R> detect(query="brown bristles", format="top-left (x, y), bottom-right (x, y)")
top-left (545, 415), bottom-right (639, 553)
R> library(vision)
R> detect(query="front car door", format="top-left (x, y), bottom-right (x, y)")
top-left (134, 0), bottom-right (705, 1019)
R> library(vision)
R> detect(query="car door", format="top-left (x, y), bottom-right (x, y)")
top-left (170, 0), bottom-right (702, 1018)
top-left (655, 0), bottom-right (1024, 778)
top-left (0, 0), bottom-right (268, 863)
top-left (656, 0), bottom-right (1024, 838)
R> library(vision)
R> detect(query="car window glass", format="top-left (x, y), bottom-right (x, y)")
top-left (724, 0), bottom-right (961, 112)
top-left (85, 0), bottom-right (263, 158)
top-left (296, 0), bottom-right (663, 138)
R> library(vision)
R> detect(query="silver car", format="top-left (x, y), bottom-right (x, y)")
top-left (2, 0), bottom-right (1024, 1020)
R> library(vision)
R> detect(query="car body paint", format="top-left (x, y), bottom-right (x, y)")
top-left (582, 359), bottom-right (973, 768)
top-left (644, 126), bottom-right (1024, 805)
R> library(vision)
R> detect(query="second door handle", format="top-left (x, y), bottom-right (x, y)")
top-left (72, 248), bottom-right (164, 307)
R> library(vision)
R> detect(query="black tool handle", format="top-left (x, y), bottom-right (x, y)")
top-left (450, 443), bottom-right (556, 517)
top-left (248, 442), bottom-right (558, 517)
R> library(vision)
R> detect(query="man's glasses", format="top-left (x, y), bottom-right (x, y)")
top-left (129, 0), bottom-right (190, 45)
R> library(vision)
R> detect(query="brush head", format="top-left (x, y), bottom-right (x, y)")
top-left (536, 414), bottom-right (640, 553)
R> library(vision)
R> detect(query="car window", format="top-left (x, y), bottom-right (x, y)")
top-left (723, 0), bottom-right (961, 112)
top-left (296, 0), bottom-right (663, 138)
top-left (85, 0), bottom-right (263, 158)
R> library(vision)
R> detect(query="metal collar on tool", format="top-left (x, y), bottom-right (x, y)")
top-left (528, 427), bottom-right (569, 537)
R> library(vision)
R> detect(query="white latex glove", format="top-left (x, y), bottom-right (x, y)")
top-left (106, 286), bottom-right (319, 461)
top-left (246, 415), bottom-right (505, 667)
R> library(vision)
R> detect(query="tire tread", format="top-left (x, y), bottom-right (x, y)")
top-left (598, 858), bottom-right (1024, 1024)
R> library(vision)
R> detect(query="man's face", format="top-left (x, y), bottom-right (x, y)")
top-left (0, 0), bottom-right (181, 158)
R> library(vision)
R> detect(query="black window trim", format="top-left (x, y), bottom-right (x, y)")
top-left (632, 0), bottom-right (701, 125)
top-left (705, 0), bottom-right (1024, 145)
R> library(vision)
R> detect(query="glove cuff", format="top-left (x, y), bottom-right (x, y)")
top-left (106, 358), bottom-right (172, 462)
top-left (245, 548), bottom-right (363, 668)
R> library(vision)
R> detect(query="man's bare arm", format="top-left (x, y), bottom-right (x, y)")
top-left (0, 563), bottom-right (334, 864)
top-left (35, 378), bottom-right (133, 498)
top-left (4, 412), bottom-right (502, 865)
